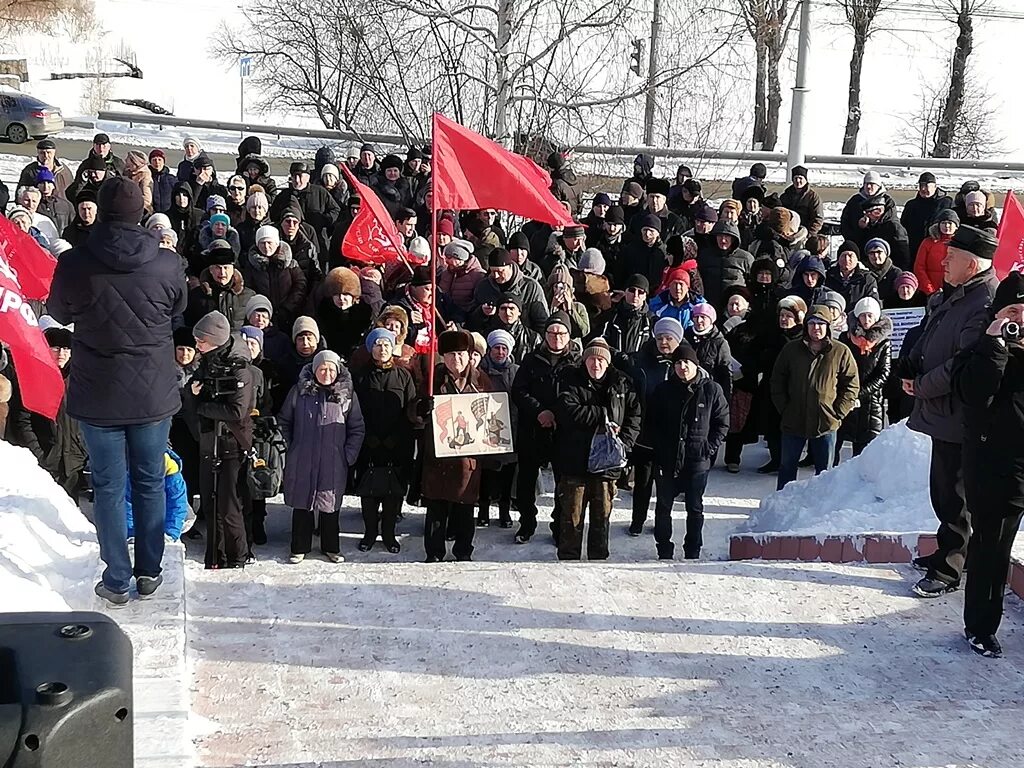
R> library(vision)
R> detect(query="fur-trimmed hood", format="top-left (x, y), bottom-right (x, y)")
top-left (199, 267), bottom-right (247, 297)
top-left (846, 312), bottom-right (893, 345)
top-left (298, 359), bottom-right (354, 404)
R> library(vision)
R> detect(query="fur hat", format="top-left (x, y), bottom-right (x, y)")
top-left (203, 240), bottom-right (236, 266)
top-left (438, 329), bottom-right (473, 355)
top-left (291, 316), bottom-right (320, 343)
top-left (768, 207), bottom-right (798, 237)
top-left (583, 337), bottom-right (612, 365)
top-left (792, 165), bottom-right (809, 179)
top-left (193, 311), bottom-right (231, 347)
top-left (325, 267), bottom-right (361, 298)
top-left (778, 295), bottom-right (808, 323)
top-left (646, 177), bottom-right (670, 197)
top-left (380, 154), bottom-right (404, 172)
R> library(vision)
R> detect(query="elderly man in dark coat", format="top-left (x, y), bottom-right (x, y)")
top-left (49, 177), bottom-right (187, 606)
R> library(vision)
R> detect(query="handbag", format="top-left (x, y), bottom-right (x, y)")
top-left (588, 419), bottom-right (628, 473)
top-left (354, 465), bottom-right (406, 498)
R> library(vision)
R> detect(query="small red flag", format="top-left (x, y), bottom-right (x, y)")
top-left (431, 113), bottom-right (575, 228)
top-left (994, 191), bottom-right (1024, 280)
top-left (0, 250), bottom-right (64, 420)
top-left (338, 165), bottom-right (409, 267)
top-left (0, 214), bottom-right (57, 301)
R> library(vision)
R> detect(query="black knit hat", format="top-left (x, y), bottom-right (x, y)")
top-left (837, 240), bottom-right (860, 258)
top-left (638, 214), bottom-right (662, 232)
top-left (97, 177), bottom-right (144, 224)
top-left (750, 162), bottom-right (768, 179)
top-left (488, 248), bottom-right (513, 267)
top-left (950, 225), bottom-right (998, 261)
top-left (173, 326), bottom-right (196, 349)
top-left (410, 265), bottom-right (433, 286)
top-left (546, 311), bottom-right (571, 332)
top-left (792, 165), bottom-right (808, 179)
top-left (672, 342), bottom-right (699, 365)
top-left (508, 231), bottom-right (530, 251)
top-left (993, 271), bottom-right (1024, 313)
top-left (604, 205), bottom-right (625, 225)
top-left (624, 274), bottom-right (650, 293)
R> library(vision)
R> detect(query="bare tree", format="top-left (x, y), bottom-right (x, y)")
top-left (896, 70), bottom-right (1005, 159)
top-left (736, 0), bottom-right (799, 151)
top-left (0, 0), bottom-right (93, 39)
top-left (837, 0), bottom-right (897, 154)
top-left (931, 0), bottom-right (986, 158)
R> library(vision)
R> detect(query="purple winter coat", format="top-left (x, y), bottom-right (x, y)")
top-left (279, 363), bottom-right (365, 513)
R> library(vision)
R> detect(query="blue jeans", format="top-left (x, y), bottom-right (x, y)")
top-left (81, 418), bottom-right (171, 594)
top-left (777, 431), bottom-right (837, 491)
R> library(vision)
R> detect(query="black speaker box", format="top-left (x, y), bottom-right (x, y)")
top-left (0, 612), bottom-right (133, 767)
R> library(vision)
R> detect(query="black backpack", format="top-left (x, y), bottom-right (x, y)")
top-left (247, 416), bottom-right (287, 499)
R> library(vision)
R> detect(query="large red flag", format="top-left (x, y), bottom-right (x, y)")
top-left (431, 113), bottom-right (575, 227)
top-left (338, 164), bottom-right (410, 267)
top-left (994, 191), bottom-right (1024, 280)
top-left (0, 214), bottom-right (57, 301)
top-left (0, 250), bottom-right (63, 420)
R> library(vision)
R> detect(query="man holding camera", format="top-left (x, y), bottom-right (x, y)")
top-left (904, 225), bottom-right (999, 597)
top-left (953, 271), bottom-right (1024, 657)
top-left (186, 311), bottom-right (255, 569)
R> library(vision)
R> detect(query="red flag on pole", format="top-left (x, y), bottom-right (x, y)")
top-left (431, 112), bottom-right (576, 227)
top-left (0, 214), bottom-right (57, 301)
top-left (0, 250), bottom-right (63, 420)
top-left (338, 164), bottom-right (409, 267)
top-left (994, 191), bottom-right (1024, 280)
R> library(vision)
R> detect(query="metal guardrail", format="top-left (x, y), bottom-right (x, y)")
top-left (74, 110), bottom-right (1024, 174)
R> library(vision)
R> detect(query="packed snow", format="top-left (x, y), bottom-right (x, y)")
top-left (746, 422), bottom-right (936, 536)
top-left (0, 440), bottom-right (98, 611)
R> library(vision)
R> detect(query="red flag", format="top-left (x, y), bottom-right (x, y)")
top-left (994, 191), bottom-right (1024, 280)
top-left (0, 251), bottom-right (63, 420)
top-left (338, 164), bottom-right (409, 267)
top-left (0, 214), bottom-right (57, 301)
top-left (431, 112), bottom-right (575, 227)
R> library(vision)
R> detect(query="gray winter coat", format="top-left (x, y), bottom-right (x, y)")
top-left (906, 268), bottom-right (998, 443)
top-left (279, 363), bottom-right (365, 513)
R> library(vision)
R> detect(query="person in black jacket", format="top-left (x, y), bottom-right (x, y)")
top-left (12, 326), bottom-right (87, 502)
top-left (900, 172), bottom-right (953, 260)
top-left (779, 165), bottom-right (824, 236)
top-left (271, 161), bottom-right (341, 255)
top-left (167, 182), bottom-right (202, 258)
top-left (592, 274), bottom-right (652, 353)
top-left (617, 214), bottom-right (667, 290)
top-left (148, 149), bottom-right (178, 214)
top-left (48, 177), bottom-right (187, 605)
top-left (836, 299), bottom-right (891, 463)
top-left (686, 303), bottom-right (733, 401)
top-left (61, 190), bottom-right (97, 247)
top-left (554, 338), bottom-right (641, 560)
top-left (625, 317), bottom-right (683, 536)
top-left (184, 250), bottom-right (255, 332)
top-left (510, 311), bottom-right (581, 543)
top-left (354, 328), bottom-right (417, 553)
top-left (863, 237), bottom-right (903, 307)
top-left (184, 312), bottom-right (255, 570)
top-left (314, 267), bottom-right (373, 360)
top-left (649, 342), bottom-right (729, 559)
top-left (953, 272), bottom-right (1024, 658)
top-left (824, 241), bottom-right (880, 310)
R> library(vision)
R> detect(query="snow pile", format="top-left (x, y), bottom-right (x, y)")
top-left (746, 422), bottom-right (935, 536)
top-left (0, 441), bottom-right (99, 611)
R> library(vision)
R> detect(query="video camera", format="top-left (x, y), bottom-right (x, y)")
top-left (1002, 321), bottom-right (1021, 343)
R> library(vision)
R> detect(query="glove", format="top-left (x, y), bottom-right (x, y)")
top-left (416, 396), bottom-right (435, 418)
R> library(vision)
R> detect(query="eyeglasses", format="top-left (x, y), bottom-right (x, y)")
top-left (228, 186), bottom-right (246, 192)
top-left (545, 329), bottom-right (569, 337)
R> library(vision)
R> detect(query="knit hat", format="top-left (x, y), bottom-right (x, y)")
top-left (312, 349), bottom-right (342, 372)
top-left (653, 316), bottom-right (684, 344)
top-left (193, 311), bottom-right (231, 347)
top-left (508, 231), bottom-right (529, 250)
top-left (638, 213), bottom-right (662, 233)
top-left (593, 192), bottom-right (612, 207)
top-left (563, 223), bottom-right (586, 239)
top-left (861, 194), bottom-right (887, 211)
top-left (279, 200), bottom-right (303, 222)
top-left (863, 171), bottom-right (882, 187)
top-left (437, 218), bottom-right (456, 238)
top-left (821, 290), bottom-right (847, 318)
top-left (36, 168), bottom-right (55, 184)
top-left (750, 162), bottom-right (768, 179)
top-left (778, 295), bottom-right (808, 323)
top-left (662, 266), bottom-right (691, 288)
top-left (245, 294), bottom-right (273, 321)
top-left (792, 165), bottom-right (808, 179)
top-left (719, 198), bottom-right (742, 215)
top-left (146, 212), bottom-right (171, 230)
top-left (488, 248), bottom-right (513, 267)
top-left (935, 209), bottom-right (960, 226)
top-left (203, 240), bottom-right (236, 266)
top-left (646, 177), bottom-right (670, 197)
top-left (365, 327), bottom-right (397, 353)
top-left (694, 205), bottom-right (718, 223)
top-left (605, 206), bottom-right (625, 225)
top-left (691, 302), bottom-right (717, 324)
top-left (173, 326), bottom-right (196, 349)
top-left (291, 316), bottom-right (320, 343)
top-left (965, 190), bottom-right (987, 207)
top-left (409, 237), bottom-right (431, 262)
top-left (7, 205), bottom-right (31, 224)
top-left (325, 267), bottom-right (361, 298)
top-left (256, 225), bottom-right (280, 245)
top-left (853, 297), bottom-right (881, 319)
top-left (206, 195), bottom-right (227, 211)
top-left (672, 343), bottom-right (699, 365)
top-left (837, 240), bottom-right (860, 258)
top-left (864, 238), bottom-right (890, 258)
top-left (43, 326), bottom-right (72, 349)
top-left (470, 332), bottom-right (487, 357)
top-left (919, 171), bottom-right (937, 185)
top-left (97, 177), bottom-right (144, 224)
top-left (157, 228), bottom-right (178, 248)
top-left (487, 328), bottom-right (515, 352)
top-left (624, 274), bottom-right (650, 293)
top-left (993, 270), bottom-right (1024, 313)
top-left (583, 337), bottom-right (612, 365)
top-left (950, 225), bottom-right (998, 261)
top-left (149, 148), bottom-right (166, 161)
top-left (894, 271), bottom-right (919, 293)
top-left (623, 181), bottom-right (644, 199)
top-left (443, 238), bottom-right (473, 263)
top-left (360, 143), bottom-right (376, 155)
top-left (438, 329), bottom-right (473, 355)
top-left (578, 247), bottom-right (606, 275)
top-left (240, 325), bottom-right (264, 351)
top-left (246, 190), bottom-right (269, 210)
top-left (806, 305), bottom-right (831, 326)
top-left (320, 163), bottom-right (340, 179)
top-left (497, 294), bottom-right (523, 311)
top-left (209, 212), bottom-right (230, 228)
top-left (545, 311), bottom-right (572, 333)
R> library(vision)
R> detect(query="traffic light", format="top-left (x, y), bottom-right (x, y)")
top-left (630, 39), bottom-right (644, 76)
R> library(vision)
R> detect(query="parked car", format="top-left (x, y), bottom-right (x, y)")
top-left (0, 90), bottom-right (64, 144)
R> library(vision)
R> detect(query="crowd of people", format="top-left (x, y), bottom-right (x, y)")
top-left (1, 135), bottom-right (1022, 658)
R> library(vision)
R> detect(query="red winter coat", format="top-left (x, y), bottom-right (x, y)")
top-left (914, 224), bottom-right (952, 296)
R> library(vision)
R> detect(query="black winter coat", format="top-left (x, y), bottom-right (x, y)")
top-left (824, 265), bottom-right (880, 310)
top-left (61, 218), bottom-right (93, 248)
top-left (49, 222), bottom-right (187, 426)
top-left (755, 324), bottom-right (804, 436)
top-left (354, 363), bottom-right (417, 482)
top-left (314, 297), bottom-right (373, 360)
top-left (184, 336), bottom-right (255, 457)
top-left (12, 365), bottom-right (87, 493)
top-left (954, 334), bottom-right (1024, 514)
top-left (625, 340), bottom-right (673, 451)
top-left (839, 314), bottom-right (892, 445)
top-left (696, 222), bottom-right (754, 310)
top-left (649, 370), bottom-right (729, 475)
top-left (686, 326), bottom-right (733, 399)
top-left (554, 365), bottom-right (641, 478)
top-left (900, 190), bottom-right (953, 260)
top-left (618, 238), bottom-right (667, 291)
top-left (851, 209), bottom-right (912, 270)
top-left (150, 166), bottom-right (178, 214)
top-left (867, 257), bottom-right (902, 307)
top-left (593, 302), bottom-right (651, 354)
top-left (167, 182), bottom-right (203, 256)
top-left (184, 269), bottom-right (255, 332)
top-left (242, 243), bottom-right (308, 333)
top-left (271, 184), bottom-right (341, 253)
top-left (511, 345), bottom-right (581, 459)
top-left (38, 196), bottom-right (73, 234)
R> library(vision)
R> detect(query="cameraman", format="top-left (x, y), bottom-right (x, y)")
top-left (186, 311), bottom-right (255, 569)
top-left (952, 271), bottom-right (1024, 658)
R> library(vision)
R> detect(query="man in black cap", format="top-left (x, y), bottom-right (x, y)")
top-left (629, 177), bottom-right (684, 239)
top-left (618, 214), bottom-right (666, 290)
top-left (474, 247), bottom-right (549, 332)
top-left (73, 132), bottom-right (125, 184)
top-left (49, 177), bottom-right (187, 605)
top-left (731, 162), bottom-right (767, 202)
top-left (270, 161), bottom-right (341, 256)
top-left (507, 230), bottom-right (545, 282)
top-left (65, 155), bottom-right (108, 207)
top-left (593, 273), bottom-right (652, 353)
top-left (582, 192), bottom-right (612, 237)
top-left (189, 154), bottom-right (228, 212)
top-left (184, 241), bottom-right (255, 331)
top-left (952, 270), bottom-right (1024, 657)
top-left (901, 171), bottom-right (954, 261)
top-left (19, 138), bottom-right (75, 201)
top-left (355, 144), bottom-right (379, 186)
top-left (904, 225), bottom-right (999, 597)
top-left (593, 205), bottom-right (628, 281)
top-left (541, 222), bottom-right (587, 275)
top-left (779, 165), bottom-right (824, 236)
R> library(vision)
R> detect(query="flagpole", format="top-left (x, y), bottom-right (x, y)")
top-left (427, 113), bottom-right (439, 398)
